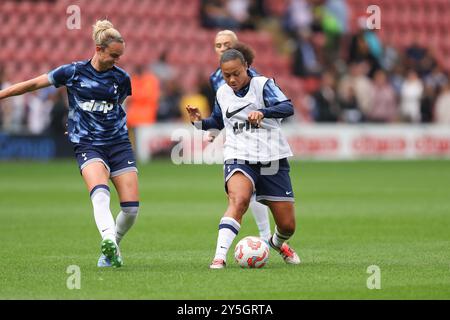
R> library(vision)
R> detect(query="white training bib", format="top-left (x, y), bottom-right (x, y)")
top-left (216, 76), bottom-right (293, 162)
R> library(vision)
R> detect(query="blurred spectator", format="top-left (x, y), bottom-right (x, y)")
top-left (126, 65), bottom-right (160, 146)
top-left (200, 0), bottom-right (240, 29)
top-left (282, 0), bottom-right (313, 38)
top-left (434, 84), bottom-right (450, 124)
top-left (1, 91), bottom-right (26, 134)
top-left (27, 91), bottom-right (52, 135)
top-left (380, 37), bottom-right (400, 73)
top-left (248, 0), bottom-right (269, 22)
top-left (339, 86), bottom-right (363, 123)
top-left (156, 80), bottom-right (183, 122)
top-left (150, 51), bottom-right (177, 87)
top-left (404, 41), bottom-right (437, 78)
top-left (321, 0), bottom-right (349, 64)
top-left (369, 70), bottom-right (398, 122)
top-left (389, 64), bottom-right (405, 96)
top-left (310, 71), bottom-right (339, 122)
top-left (47, 88), bottom-right (68, 136)
top-left (325, 0), bottom-right (349, 34)
top-left (348, 20), bottom-right (382, 77)
top-left (227, 0), bottom-right (259, 30)
top-left (292, 26), bottom-right (326, 78)
top-left (420, 85), bottom-right (436, 123)
top-left (400, 70), bottom-right (423, 123)
top-left (338, 62), bottom-right (374, 120)
top-left (417, 49), bottom-right (437, 78)
top-left (362, 30), bottom-right (382, 64)
top-left (405, 41), bottom-right (427, 68)
top-left (424, 65), bottom-right (448, 92)
top-left (127, 64), bottom-right (160, 126)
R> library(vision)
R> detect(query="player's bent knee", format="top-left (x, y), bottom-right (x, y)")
top-left (228, 196), bottom-right (250, 214)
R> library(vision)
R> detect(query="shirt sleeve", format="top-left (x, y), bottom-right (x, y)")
top-left (47, 63), bottom-right (76, 88)
top-left (209, 74), bottom-right (217, 93)
top-left (119, 74), bottom-right (132, 104)
top-left (194, 98), bottom-right (224, 130)
top-left (260, 79), bottom-right (294, 119)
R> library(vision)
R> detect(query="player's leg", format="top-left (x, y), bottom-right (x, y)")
top-left (256, 158), bottom-right (300, 264)
top-left (111, 171), bottom-right (139, 246)
top-left (249, 195), bottom-right (271, 242)
top-left (80, 161), bottom-right (122, 267)
top-left (108, 140), bottom-right (139, 246)
top-left (266, 201), bottom-right (300, 264)
top-left (211, 171), bottom-right (254, 269)
top-left (82, 162), bottom-right (115, 241)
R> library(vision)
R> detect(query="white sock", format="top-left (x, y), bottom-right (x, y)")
top-left (271, 226), bottom-right (293, 249)
top-left (116, 201), bottom-right (139, 245)
top-left (214, 217), bottom-right (240, 261)
top-left (90, 185), bottom-right (116, 242)
top-left (249, 197), bottom-right (271, 241)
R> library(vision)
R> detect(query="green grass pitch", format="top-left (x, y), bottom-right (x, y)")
top-left (0, 159), bottom-right (449, 299)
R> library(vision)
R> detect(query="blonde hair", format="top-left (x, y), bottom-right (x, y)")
top-left (92, 19), bottom-right (124, 48)
top-left (215, 30), bottom-right (238, 43)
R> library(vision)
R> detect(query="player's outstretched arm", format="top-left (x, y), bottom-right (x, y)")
top-left (187, 102), bottom-right (224, 131)
top-left (0, 74), bottom-right (51, 100)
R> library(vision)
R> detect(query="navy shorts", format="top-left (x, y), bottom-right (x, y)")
top-left (73, 140), bottom-right (138, 177)
top-left (224, 158), bottom-right (294, 203)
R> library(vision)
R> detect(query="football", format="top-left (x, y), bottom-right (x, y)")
top-left (234, 236), bottom-right (270, 268)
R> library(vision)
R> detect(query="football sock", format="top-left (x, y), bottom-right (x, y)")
top-left (115, 201), bottom-right (139, 245)
top-left (90, 184), bottom-right (116, 242)
top-left (271, 226), bottom-right (293, 249)
top-left (249, 199), bottom-right (271, 241)
top-left (214, 217), bottom-right (241, 261)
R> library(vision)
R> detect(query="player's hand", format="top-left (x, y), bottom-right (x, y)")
top-left (248, 111), bottom-right (264, 127)
top-left (206, 131), bottom-right (217, 142)
top-left (185, 105), bottom-right (202, 122)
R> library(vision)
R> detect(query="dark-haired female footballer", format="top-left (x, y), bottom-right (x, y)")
top-left (187, 49), bottom-right (301, 269)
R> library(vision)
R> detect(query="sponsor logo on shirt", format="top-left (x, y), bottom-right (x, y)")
top-left (80, 100), bottom-right (114, 114)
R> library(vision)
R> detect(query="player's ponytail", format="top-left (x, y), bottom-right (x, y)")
top-left (92, 19), bottom-right (124, 48)
top-left (232, 42), bottom-right (255, 67)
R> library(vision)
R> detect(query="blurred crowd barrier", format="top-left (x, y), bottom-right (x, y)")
top-left (135, 123), bottom-right (450, 161)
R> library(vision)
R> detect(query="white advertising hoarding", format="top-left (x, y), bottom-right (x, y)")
top-left (135, 124), bottom-right (450, 162)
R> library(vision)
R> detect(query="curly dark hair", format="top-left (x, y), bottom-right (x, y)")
top-left (231, 42), bottom-right (255, 66)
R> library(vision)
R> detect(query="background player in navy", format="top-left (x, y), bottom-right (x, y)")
top-left (187, 49), bottom-right (301, 268)
top-left (0, 20), bottom-right (139, 268)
